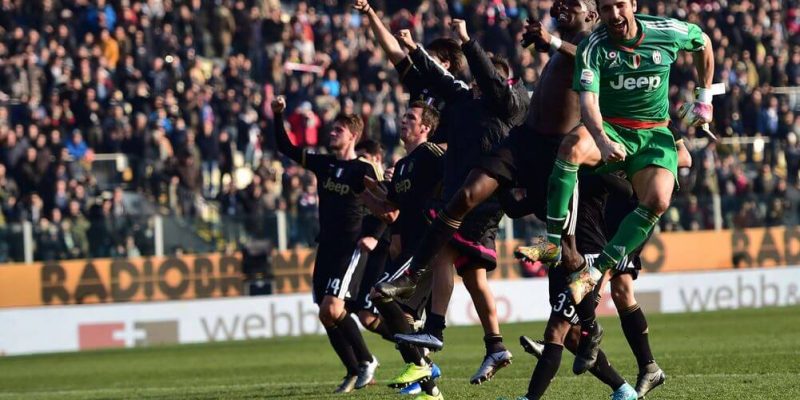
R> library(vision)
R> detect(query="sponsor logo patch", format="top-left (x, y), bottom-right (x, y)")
top-left (580, 69), bottom-right (594, 85)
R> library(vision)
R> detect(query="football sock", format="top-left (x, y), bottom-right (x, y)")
top-left (576, 289), bottom-right (599, 333)
top-left (365, 318), bottom-right (394, 343)
top-left (409, 211), bottom-right (461, 275)
top-left (325, 325), bottom-right (360, 375)
top-left (419, 376), bottom-right (440, 396)
top-left (424, 312), bottom-right (446, 341)
top-left (526, 342), bottom-right (563, 400)
top-left (588, 349), bottom-right (626, 390)
top-left (545, 159), bottom-right (579, 247)
top-left (620, 303), bottom-right (655, 370)
top-left (374, 299), bottom-right (425, 364)
top-left (484, 334), bottom-right (507, 354)
top-left (337, 314), bottom-right (373, 363)
top-left (595, 206), bottom-right (659, 272)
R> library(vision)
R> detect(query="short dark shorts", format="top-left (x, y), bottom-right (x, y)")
top-left (428, 207), bottom-right (503, 275)
top-left (478, 127), bottom-right (563, 221)
top-left (312, 239), bottom-right (367, 304)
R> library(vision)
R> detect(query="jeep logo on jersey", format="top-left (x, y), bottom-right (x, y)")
top-left (609, 75), bottom-right (662, 91)
top-left (395, 178), bottom-right (412, 193)
top-left (323, 177), bottom-right (350, 195)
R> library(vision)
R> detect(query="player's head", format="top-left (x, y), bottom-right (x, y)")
top-left (597, 0), bottom-right (638, 40)
top-left (553, 0), bottom-right (598, 31)
top-left (401, 101), bottom-right (440, 144)
top-left (355, 139), bottom-right (384, 164)
top-left (427, 38), bottom-right (465, 75)
top-left (331, 113), bottom-right (364, 152)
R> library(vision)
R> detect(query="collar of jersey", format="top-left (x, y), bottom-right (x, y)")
top-left (610, 17), bottom-right (645, 52)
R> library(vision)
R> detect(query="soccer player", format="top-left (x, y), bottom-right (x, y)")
top-left (361, 101), bottom-right (446, 399)
top-left (356, 0), bottom-right (527, 384)
top-left (271, 96), bottom-right (381, 393)
top-left (517, 124), bottom-right (692, 397)
top-left (350, 139), bottom-right (398, 343)
top-left (380, 20), bottom-right (529, 384)
top-left (530, 0), bottom-right (713, 396)
top-left (376, 1), bottom-right (637, 399)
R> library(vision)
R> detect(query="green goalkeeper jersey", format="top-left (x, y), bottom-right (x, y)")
top-left (573, 14), bottom-right (706, 124)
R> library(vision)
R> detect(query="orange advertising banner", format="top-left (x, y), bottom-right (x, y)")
top-left (3, 226), bottom-right (797, 307)
top-left (0, 254), bottom-right (243, 307)
top-left (640, 226), bottom-right (800, 272)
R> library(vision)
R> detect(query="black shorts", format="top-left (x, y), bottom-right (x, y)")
top-left (479, 128), bottom-right (563, 221)
top-left (312, 240), bottom-right (367, 304)
top-left (547, 266), bottom-right (582, 325)
top-left (428, 207), bottom-right (502, 274)
top-left (351, 239), bottom-right (391, 312)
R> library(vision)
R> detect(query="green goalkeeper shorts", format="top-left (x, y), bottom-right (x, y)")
top-left (596, 121), bottom-right (678, 181)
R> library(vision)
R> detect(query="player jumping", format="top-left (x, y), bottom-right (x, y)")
top-left (524, 0), bottom-right (713, 397)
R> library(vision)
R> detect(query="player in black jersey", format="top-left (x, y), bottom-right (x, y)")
top-left (376, 19), bottom-right (529, 384)
top-left (271, 96), bottom-right (381, 394)
top-left (360, 101), bottom-right (446, 399)
top-left (356, 0), bottom-right (463, 145)
top-left (349, 140), bottom-right (396, 343)
top-left (357, 0), bottom-right (523, 385)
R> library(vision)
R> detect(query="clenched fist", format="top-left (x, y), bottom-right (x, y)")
top-left (353, 0), bottom-right (371, 14)
top-left (451, 19), bottom-right (470, 43)
top-left (271, 96), bottom-right (286, 114)
top-left (395, 29), bottom-right (417, 51)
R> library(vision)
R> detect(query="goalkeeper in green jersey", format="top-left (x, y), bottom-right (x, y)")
top-left (525, 0), bottom-right (714, 395)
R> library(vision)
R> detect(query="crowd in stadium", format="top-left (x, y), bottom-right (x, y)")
top-left (0, 0), bottom-right (798, 261)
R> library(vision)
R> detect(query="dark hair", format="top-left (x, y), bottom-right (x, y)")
top-left (355, 138), bottom-right (383, 157)
top-left (333, 113), bottom-right (364, 142)
top-left (426, 38), bottom-right (465, 74)
top-left (409, 100), bottom-right (440, 134)
top-left (490, 55), bottom-right (511, 80)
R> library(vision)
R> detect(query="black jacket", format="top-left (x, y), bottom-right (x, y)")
top-left (409, 39), bottom-right (529, 202)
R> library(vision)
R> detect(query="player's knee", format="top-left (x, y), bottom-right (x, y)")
top-left (318, 302), bottom-right (345, 326)
top-left (642, 196), bottom-right (670, 216)
top-left (611, 279), bottom-right (636, 309)
top-left (358, 311), bottom-right (378, 328)
top-left (557, 133), bottom-right (589, 164)
top-left (543, 320), bottom-right (569, 345)
top-left (457, 185), bottom-right (480, 211)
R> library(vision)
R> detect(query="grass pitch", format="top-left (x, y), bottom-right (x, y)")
top-left (1, 306), bottom-right (798, 399)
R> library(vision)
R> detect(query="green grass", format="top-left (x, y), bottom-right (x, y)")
top-left (1, 307), bottom-right (799, 399)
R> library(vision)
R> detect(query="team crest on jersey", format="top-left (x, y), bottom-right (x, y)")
top-left (580, 69), bottom-right (595, 85)
top-left (631, 54), bottom-right (641, 69)
top-left (608, 50), bottom-right (617, 60)
top-left (408, 160), bottom-right (415, 173)
top-left (335, 167), bottom-right (343, 178)
top-left (652, 50), bottom-right (662, 64)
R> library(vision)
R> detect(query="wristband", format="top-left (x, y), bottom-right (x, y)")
top-left (550, 36), bottom-right (562, 51)
top-left (696, 87), bottom-right (713, 104)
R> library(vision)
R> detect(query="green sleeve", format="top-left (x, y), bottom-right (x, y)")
top-left (673, 20), bottom-right (706, 52)
top-left (573, 35), bottom-right (601, 93)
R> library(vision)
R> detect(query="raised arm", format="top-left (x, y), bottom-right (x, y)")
top-left (354, 0), bottom-right (406, 65)
top-left (271, 96), bottom-right (304, 165)
top-left (452, 19), bottom-right (521, 118)
top-left (693, 34), bottom-right (714, 90)
top-left (522, 18), bottom-right (578, 58)
top-left (398, 30), bottom-right (471, 102)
